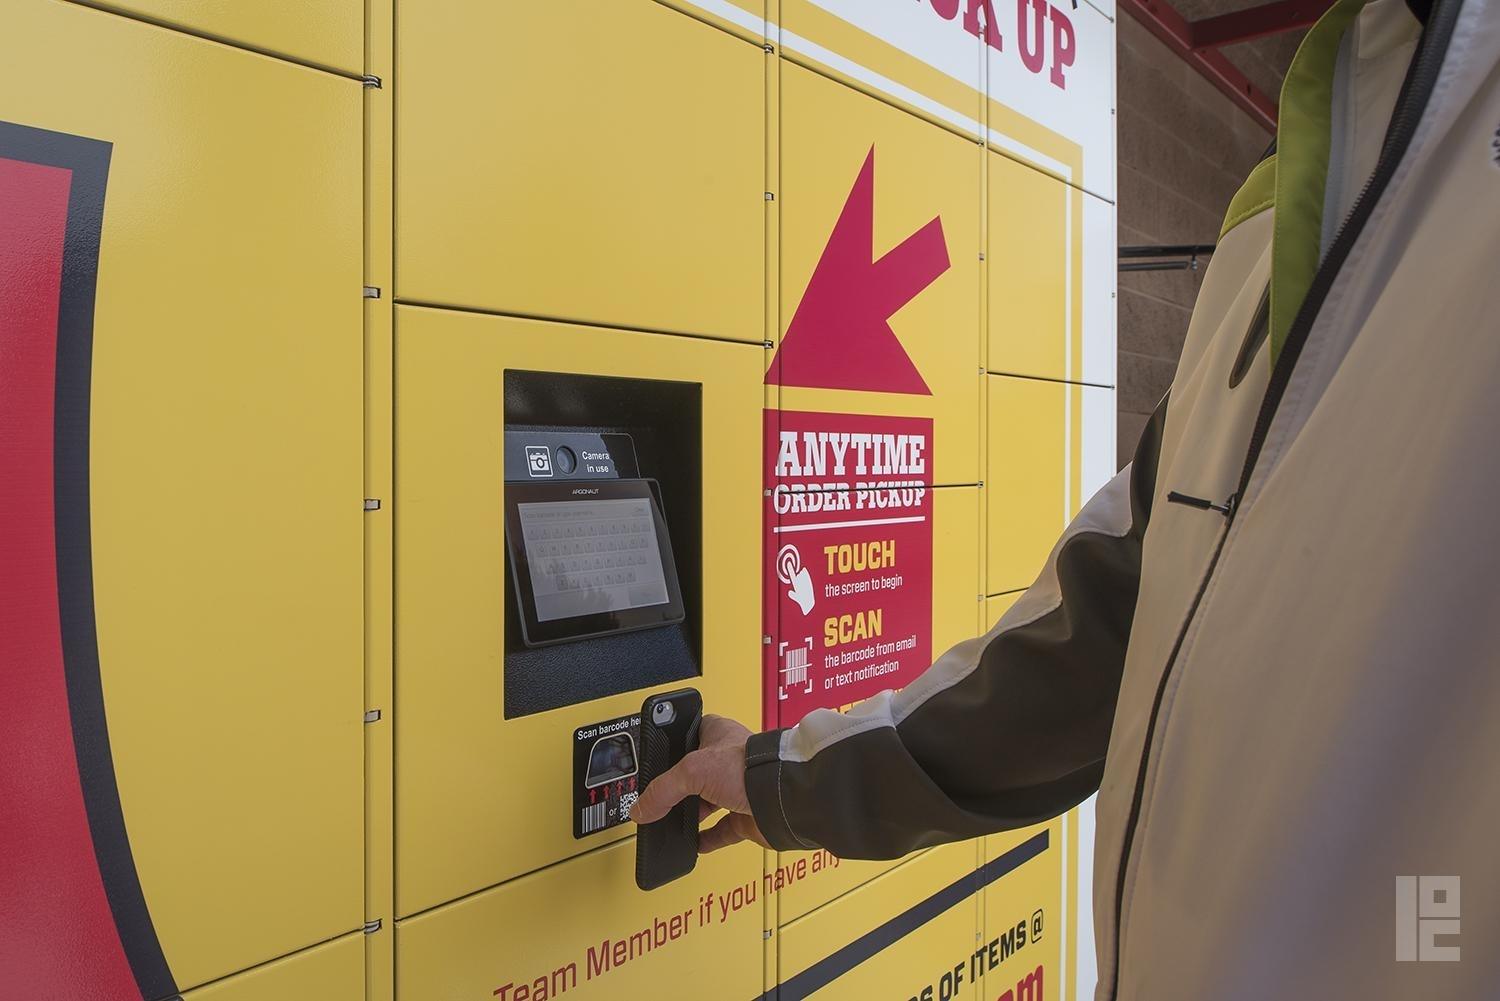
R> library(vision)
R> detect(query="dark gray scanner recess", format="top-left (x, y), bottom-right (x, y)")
top-left (502, 370), bottom-right (702, 719)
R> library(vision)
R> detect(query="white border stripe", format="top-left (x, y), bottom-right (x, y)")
top-left (783, 27), bottom-right (1074, 181)
top-left (1064, 191), bottom-right (1075, 521)
top-left (675, 0), bottom-right (1075, 180)
top-left (774, 515), bottom-right (927, 534)
top-left (1060, 811), bottom-right (1071, 1001)
top-left (671, 0), bottom-right (763, 34)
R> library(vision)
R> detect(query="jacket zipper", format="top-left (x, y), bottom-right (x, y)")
top-left (1165, 490), bottom-right (1238, 516)
top-left (1103, 1), bottom-right (1462, 996)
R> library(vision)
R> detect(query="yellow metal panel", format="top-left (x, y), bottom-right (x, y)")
top-left (779, 0), bottom-right (984, 141)
top-left (986, 376), bottom-right (1068, 594)
top-left (661, 0), bottom-right (767, 44)
top-left (76, 0), bottom-right (363, 75)
top-left (933, 487), bottom-right (983, 650)
top-left (987, 377), bottom-right (1108, 593)
top-left (182, 933), bottom-right (364, 1001)
top-left (394, 307), bottom-right (763, 916)
top-left (396, 1), bottom-right (765, 342)
top-left (777, 843), bottom-right (978, 1000)
top-left (777, 62), bottom-right (981, 486)
top-left (981, 820), bottom-right (1062, 1001)
top-left (984, 591), bottom-right (1022, 632)
top-left (2, 1), bottom-right (364, 988)
top-left (365, 4), bottom-right (395, 1001)
top-left (777, 849), bottom-right (926, 927)
top-left (989, 152), bottom-right (1071, 381)
top-left (396, 838), bottom-right (764, 1000)
top-left (1063, 805), bottom-right (1082, 1001)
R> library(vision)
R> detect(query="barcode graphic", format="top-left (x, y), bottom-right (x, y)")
top-left (783, 644), bottom-right (809, 685)
top-left (581, 801), bottom-right (608, 835)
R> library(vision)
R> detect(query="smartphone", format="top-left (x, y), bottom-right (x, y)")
top-left (635, 688), bottom-right (703, 890)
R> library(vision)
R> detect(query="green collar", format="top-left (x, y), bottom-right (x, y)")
top-left (1269, 0), bottom-right (1372, 361)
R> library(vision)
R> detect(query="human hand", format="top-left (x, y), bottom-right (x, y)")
top-left (631, 714), bottom-right (770, 852)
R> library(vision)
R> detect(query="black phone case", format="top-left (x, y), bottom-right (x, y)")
top-left (635, 688), bottom-right (702, 891)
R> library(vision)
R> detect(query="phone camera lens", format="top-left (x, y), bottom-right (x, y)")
top-left (653, 701), bottom-right (675, 725)
top-left (555, 446), bottom-right (577, 475)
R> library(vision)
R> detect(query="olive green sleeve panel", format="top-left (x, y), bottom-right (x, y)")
top-left (1220, 155), bottom-right (1277, 240)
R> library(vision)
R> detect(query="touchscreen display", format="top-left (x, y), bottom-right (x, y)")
top-left (517, 497), bottom-right (671, 622)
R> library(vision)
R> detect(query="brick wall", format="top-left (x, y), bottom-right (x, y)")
top-left (1114, 15), bottom-right (1280, 467)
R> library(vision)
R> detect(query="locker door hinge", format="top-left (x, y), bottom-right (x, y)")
top-left (364, 498), bottom-right (382, 511)
top-left (362, 75), bottom-right (383, 89)
top-left (363, 286), bottom-right (382, 299)
top-left (363, 919), bottom-right (382, 934)
top-left (364, 709), bottom-right (382, 723)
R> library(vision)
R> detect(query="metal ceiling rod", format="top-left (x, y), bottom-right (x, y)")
top-left (1119, 243), bottom-right (1216, 272)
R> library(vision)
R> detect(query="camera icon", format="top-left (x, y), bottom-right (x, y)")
top-left (525, 445), bottom-right (553, 478)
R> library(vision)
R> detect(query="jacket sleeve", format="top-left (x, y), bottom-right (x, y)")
top-left (744, 397), bottom-right (1167, 858)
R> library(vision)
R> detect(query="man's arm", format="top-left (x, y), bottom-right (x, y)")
top-left (634, 396), bottom-right (1166, 857)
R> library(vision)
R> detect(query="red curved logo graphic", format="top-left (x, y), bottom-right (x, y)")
top-left (1, 121), bottom-right (174, 1001)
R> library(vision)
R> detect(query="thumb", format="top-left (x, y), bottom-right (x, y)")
top-left (631, 752), bottom-right (704, 825)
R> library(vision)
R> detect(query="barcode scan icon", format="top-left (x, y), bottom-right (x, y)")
top-left (778, 638), bottom-right (815, 699)
top-left (581, 801), bottom-right (608, 835)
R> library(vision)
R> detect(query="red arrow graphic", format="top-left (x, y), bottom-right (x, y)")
top-left (768, 146), bottom-right (948, 395)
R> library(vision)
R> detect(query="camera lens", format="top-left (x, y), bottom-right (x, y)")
top-left (554, 446), bottom-right (577, 475)
top-left (653, 701), bottom-right (675, 725)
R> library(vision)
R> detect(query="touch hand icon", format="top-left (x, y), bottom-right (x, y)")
top-left (777, 544), bottom-right (817, 616)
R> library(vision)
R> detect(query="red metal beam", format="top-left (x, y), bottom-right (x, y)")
top-left (1189, 0), bottom-right (1333, 50)
top-left (1120, 0), bottom-right (1280, 133)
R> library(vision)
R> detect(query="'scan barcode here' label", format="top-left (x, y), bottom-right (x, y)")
top-left (581, 801), bottom-right (608, 835)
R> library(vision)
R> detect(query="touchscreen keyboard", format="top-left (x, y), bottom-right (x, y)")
top-left (518, 498), bottom-right (670, 620)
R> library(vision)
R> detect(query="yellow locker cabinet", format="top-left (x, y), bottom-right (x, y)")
top-left (396, 838), bottom-right (764, 1000)
top-left (777, 61), bottom-right (982, 487)
top-left (84, 0), bottom-right (362, 75)
top-left (182, 934), bottom-right (364, 1001)
top-left (396, 1), bottom-right (765, 343)
top-left (1, 2), bottom-right (363, 996)
top-left (986, 378), bottom-right (1112, 594)
top-left (393, 307), bottom-right (764, 917)
top-left (989, 152), bottom-right (1072, 382)
top-left (1, 3), bottom-right (1113, 1000)
top-left (982, 820), bottom-right (1065, 1001)
top-left (776, 844), bottom-right (979, 1001)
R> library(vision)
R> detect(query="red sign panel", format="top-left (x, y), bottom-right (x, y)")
top-left (763, 409), bottom-right (934, 728)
